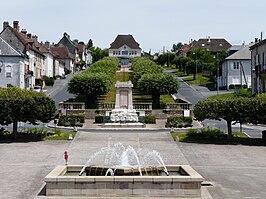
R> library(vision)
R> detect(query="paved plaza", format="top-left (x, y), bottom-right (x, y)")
top-left (0, 129), bottom-right (266, 199)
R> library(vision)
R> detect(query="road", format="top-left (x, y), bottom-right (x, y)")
top-left (45, 73), bottom-right (76, 110)
top-left (166, 70), bottom-right (264, 138)
top-left (0, 73), bottom-right (76, 131)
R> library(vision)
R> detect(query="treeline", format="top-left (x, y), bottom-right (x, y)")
top-left (156, 49), bottom-right (226, 79)
top-left (68, 57), bottom-right (119, 107)
top-left (131, 57), bottom-right (179, 108)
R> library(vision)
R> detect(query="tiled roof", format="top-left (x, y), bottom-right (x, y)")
top-left (110, 34), bottom-right (141, 49)
top-left (191, 38), bottom-right (232, 51)
top-left (50, 46), bottom-right (75, 60)
top-left (8, 26), bottom-right (44, 57)
top-left (76, 43), bottom-right (85, 53)
top-left (38, 43), bottom-right (50, 53)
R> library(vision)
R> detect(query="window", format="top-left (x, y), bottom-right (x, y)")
top-left (113, 51), bottom-right (115, 55)
top-left (122, 51), bottom-right (128, 55)
top-left (263, 52), bottom-right (265, 65)
top-left (5, 65), bottom-right (12, 78)
top-left (233, 62), bottom-right (239, 70)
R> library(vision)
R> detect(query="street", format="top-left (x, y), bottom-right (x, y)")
top-left (166, 70), bottom-right (264, 138)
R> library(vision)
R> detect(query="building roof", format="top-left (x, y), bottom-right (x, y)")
top-left (191, 38), bottom-right (232, 51)
top-left (110, 34), bottom-right (141, 49)
top-left (1, 25), bottom-right (44, 57)
top-left (227, 45), bottom-right (245, 52)
top-left (225, 46), bottom-right (251, 60)
top-left (0, 36), bottom-right (22, 56)
top-left (76, 43), bottom-right (85, 54)
top-left (249, 38), bottom-right (266, 50)
top-left (57, 32), bottom-right (77, 55)
top-left (50, 46), bottom-right (75, 60)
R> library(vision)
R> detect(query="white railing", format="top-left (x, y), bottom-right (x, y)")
top-left (59, 102), bottom-right (85, 110)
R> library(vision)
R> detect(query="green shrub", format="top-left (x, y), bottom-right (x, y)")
top-left (186, 128), bottom-right (227, 140)
top-left (95, 115), bottom-right (110, 123)
top-left (44, 76), bottom-right (55, 86)
top-left (165, 116), bottom-right (193, 128)
top-left (58, 114), bottom-right (85, 126)
top-left (64, 67), bottom-right (72, 75)
top-left (234, 88), bottom-right (252, 98)
top-left (95, 115), bottom-right (104, 123)
top-left (145, 116), bottom-right (156, 124)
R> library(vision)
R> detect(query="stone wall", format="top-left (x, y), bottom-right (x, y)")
top-left (45, 165), bottom-right (203, 198)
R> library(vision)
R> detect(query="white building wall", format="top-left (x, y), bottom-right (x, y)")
top-left (221, 59), bottom-right (251, 89)
top-left (44, 53), bottom-right (54, 77)
top-left (109, 45), bottom-right (141, 58)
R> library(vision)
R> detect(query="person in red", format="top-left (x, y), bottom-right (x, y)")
top-left (64, 151), bottom-right (69, 165)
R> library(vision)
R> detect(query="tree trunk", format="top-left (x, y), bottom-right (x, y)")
top-left (193, 72), bottom-right (196, 80)
top-left (13, 121), bottom-right (18, 140)
top-left (152, 95), bottom-right (160, 109)
top-left (226, 120), bottom-right (232, 141)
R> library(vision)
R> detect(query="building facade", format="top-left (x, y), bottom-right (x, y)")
top-left (250, 39), bottom-right (266, 94)
top-left (109, 34), bottom-right (141, 65)
top-left (220, 46), bottom-right (251, 89)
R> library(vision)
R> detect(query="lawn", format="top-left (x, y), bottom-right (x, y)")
top-left (208, 93), bottom-right (235, 99)
top-left (170, 129), bottom-right (264, 145)
top-left (0, 128), bottom-right (76, 142)
top-left (183, 73), bottom-right (212, 85)
top-left (98, 71), bottom-right (175, 104)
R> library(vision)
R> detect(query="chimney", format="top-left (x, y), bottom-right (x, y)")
top-left (45, 41), bottom-right (50, 49)
top-left (63, 32), bottom-right (70, 39)
top-left (32, 35), bottom-right (38, 44)
top-left (208, 36), bottom-right (211, 43)
top-left (21, 29), bottom-right (27, 35)
top-left (3, 21), bottom-right (9, 30)
top-left (13, 21), bottom-right (19, 31)
top-left (27, 33), bottom-right (32, 39)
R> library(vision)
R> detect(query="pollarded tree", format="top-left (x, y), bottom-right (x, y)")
top-left (193, 97), bottom-right (266, 140)
top-left (194, 98), bottom-right (239, 140)
top-left (138, 73), bottom-right (179, 108)
top-left (0, 87), bottom-right (56, 139)
top-left (68, 72), bottom-right (112, 106)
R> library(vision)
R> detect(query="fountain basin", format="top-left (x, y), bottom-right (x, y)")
top-left (45, 165), bottom-right (204, 198)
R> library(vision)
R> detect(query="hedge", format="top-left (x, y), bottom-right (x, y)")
top-left (58, 114), bottom-right (85, 127)
top-left (165, 116), bottom-right (193, 128)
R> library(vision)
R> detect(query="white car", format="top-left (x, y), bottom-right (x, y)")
top-left (33, 86), bottom-right (42, 92)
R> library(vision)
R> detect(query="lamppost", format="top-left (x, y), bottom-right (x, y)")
top-left (213, 55), bottom-right (219, 95)
top-left (193, 52), bottom-right (198, 80)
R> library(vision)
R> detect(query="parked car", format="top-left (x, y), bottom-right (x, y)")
top-left (33, 86), bottom-right (42, 92)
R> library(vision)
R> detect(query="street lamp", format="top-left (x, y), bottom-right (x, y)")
top-left (193, 52), bottom-right (198, 80)
top-left (213, 55), bottom-right (219, 95)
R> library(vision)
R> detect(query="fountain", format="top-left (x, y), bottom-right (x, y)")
top-left (45, 143), bottom-right (204, 198)
top-left (104, 81), bottom-right (144, 128)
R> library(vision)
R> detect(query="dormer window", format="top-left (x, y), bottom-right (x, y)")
top-left (124, 46), bottom-right (127, 50)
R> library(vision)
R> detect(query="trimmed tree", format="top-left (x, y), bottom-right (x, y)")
top-left (193, 97), bottom-right (266, 140)
top-left (0, 87), bottom-right (56, 139)
top-left (138, 73), bottom-right (179, 108)
top-left (68, 72), bottom-right (112, 107)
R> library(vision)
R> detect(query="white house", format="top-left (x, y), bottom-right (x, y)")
top-left (220, 46), bottom-right (251, 89)
top-left (0, 36), bottom-right (28, 88)
top-left (0, 21), bottom-right (45, 88)
top-left (109, 34), bottom-right (141, 65)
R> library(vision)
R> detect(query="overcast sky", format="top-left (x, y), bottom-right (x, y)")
top-left (1, 0), bottom-right (265, 53)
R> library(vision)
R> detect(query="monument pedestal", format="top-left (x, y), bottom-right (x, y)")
top-left (104, 81), bottom-right (144, 128)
